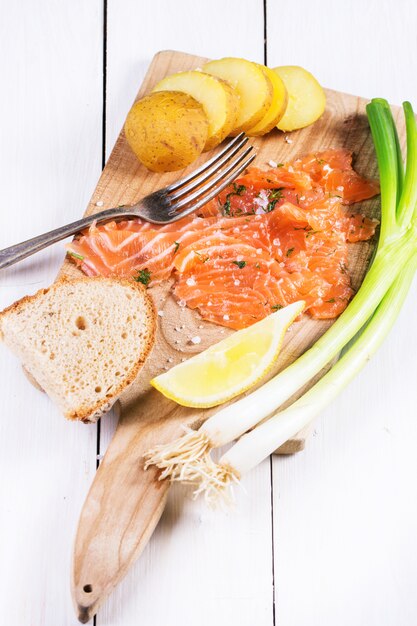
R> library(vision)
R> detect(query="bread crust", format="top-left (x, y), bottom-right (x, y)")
top-left (0, 276), bottom-right (156, 423)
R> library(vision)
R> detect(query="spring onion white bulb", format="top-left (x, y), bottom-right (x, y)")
top-left (198, 258), bottom-right (417, 502)
top-left (145, 99), bottom-right (417, 494)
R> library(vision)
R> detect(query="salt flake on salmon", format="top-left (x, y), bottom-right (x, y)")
top-left (67, 149), bottom-right (380, 329)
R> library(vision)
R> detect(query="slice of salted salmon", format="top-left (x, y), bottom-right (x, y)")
top-left (67, 149), bottom-right (379, 329)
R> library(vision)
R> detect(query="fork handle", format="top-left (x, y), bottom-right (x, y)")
top-left (0, 207), bottom-right (132, 270)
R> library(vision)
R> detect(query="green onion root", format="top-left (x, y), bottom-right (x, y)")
top-left (146, 99), bottom-right (417, 494)
top-left (144, 427), bottom-right (212, 482)
top-left (194, 257), bottom-right (417, 502)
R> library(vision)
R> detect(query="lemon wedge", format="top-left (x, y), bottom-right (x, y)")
top-left (151, 301), bottom-right (305, 408)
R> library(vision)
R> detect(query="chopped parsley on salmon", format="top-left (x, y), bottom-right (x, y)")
top-left (67, 149), bottom-right (379, 329)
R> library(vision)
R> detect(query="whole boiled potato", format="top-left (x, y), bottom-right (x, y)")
top-left (124, 91), bottom-right (209, 172)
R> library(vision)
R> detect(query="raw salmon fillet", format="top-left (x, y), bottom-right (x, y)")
top-left (67, 149), bottom-right (379, 330)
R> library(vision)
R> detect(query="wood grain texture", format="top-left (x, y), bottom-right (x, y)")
top-left (69, 48), bottom-right (396, 622)
top-left (266, 0), bottom-right (417, 107)
top-left (105, 0), bottom-right (266, 161)
top-left (271, 289), bottom-right (417, 625)
top-left (99, 4), bottom-right (273, 625)
top-left (268, 1), bottom-right (417, 624)
top-left (0, 2), bottom-right (103, 625)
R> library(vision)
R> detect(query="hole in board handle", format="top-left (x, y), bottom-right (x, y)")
top-left (83, 584), bottom-right (93, 593)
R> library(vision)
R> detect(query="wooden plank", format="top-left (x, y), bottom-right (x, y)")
top-left (271, 300), bottom-right (417, 624)
top-left (266, 0), bottom-right (417, 106)
top-left (105, 0), bottom-right (266, 162)
top-left (0, 2), bottom-right (103, 625)
top-left (268, 0), bottom-right (417, 623)
top-left (87, 2), bottom-right (273, 622)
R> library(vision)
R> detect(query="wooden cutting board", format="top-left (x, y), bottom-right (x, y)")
top-left (55, 50), bottom-right (404, 622)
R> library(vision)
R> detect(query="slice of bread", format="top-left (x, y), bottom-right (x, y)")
top-left (0, 277), bottom-right (156, 423)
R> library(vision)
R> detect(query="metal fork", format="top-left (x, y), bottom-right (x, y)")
top-left (0, 133), bottom-right (255, 270)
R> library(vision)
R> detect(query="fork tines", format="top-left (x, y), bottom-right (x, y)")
top-left (166, 133), bottom-right (255, 221)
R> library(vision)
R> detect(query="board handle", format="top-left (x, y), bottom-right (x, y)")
top-left (71, 391), bottom-right (195, 623)
top-left (70, 380), bottom-right (310, 622)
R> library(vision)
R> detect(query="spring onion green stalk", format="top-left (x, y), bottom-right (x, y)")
top-left (194, 257), bottom-right (417, 503)
top-left (145, 99), bottom-right (417, 487)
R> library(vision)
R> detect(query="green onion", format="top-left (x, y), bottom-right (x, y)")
top-left (67, 251), bottom-right (84, 261)
top-left (397, 102), bottom-right (417, 228)
top-left (145, 100), bottom-right (417, 498)
top-left (199, 257), bottom-right (417, 502)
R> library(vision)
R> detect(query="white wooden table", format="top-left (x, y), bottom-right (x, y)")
top-left (1, 2), bottom-right (417, 624)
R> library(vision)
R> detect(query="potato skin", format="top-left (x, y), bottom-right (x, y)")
top-left (152, 71), bottom-right (240, 152)
top-left (124, 91), bottom-right (208, 172)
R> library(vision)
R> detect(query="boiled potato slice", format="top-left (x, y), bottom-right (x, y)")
top-left (246, 65), bottom-right (288, 136)
top-left (124, 91), bottom-right (208, 172)
top-left (152, 71), bottom-right (239, 151)
top-left (212, 78), bottom-right (240, 142)
top-left (202, 57), bottom-right (273, 135)
top-left (273, 66), bottom-right (326, 132)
